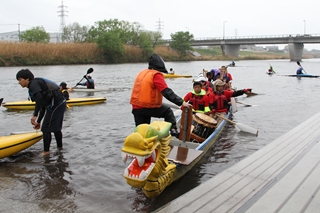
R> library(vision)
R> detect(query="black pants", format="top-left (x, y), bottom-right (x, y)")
top-left (132, 104), bottom-right (177, 130)
top-left (42, 101), bottom-right (66, 152)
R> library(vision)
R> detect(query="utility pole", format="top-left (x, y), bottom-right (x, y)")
top-left (57, 1), bottom-right (68, 42)
top-left (18, 23), bottom-right (20, 42)
top-left (155, 18), bottom-right (164, 35)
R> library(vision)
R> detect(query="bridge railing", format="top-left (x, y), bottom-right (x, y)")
top-left (192, 34), bottom-right (320, 41)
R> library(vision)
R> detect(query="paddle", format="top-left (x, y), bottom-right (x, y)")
top-left (246, 92), bottom-right (258, 97)
top-left (268, 63), bottom-right (276, 74)
top-left (0, 98), bottom-right (3, 106)
top-left (297, 61), bottom-right (307, 74)
top-left (216, 114), bottom-right (258, 136)
top-left (236, 101), bottom-right (258, 107)
top-left (73, 68), bottom-right (94, 88)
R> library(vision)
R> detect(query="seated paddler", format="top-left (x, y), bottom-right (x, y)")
top-left (183, 81), bottom-right (210, 115)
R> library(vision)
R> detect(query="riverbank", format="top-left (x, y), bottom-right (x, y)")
top-left (0, 42), bottom-right (316, 67)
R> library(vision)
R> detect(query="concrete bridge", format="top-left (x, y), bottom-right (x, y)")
top-left (190, 34), bottom-right (320, 61)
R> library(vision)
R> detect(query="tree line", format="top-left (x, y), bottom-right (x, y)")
top-left (19, 19), bottom-right (194, 63)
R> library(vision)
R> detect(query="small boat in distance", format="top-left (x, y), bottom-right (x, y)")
top-left (69, 88), bottom-right (109, 92)
top-left (2, 97), bottom-right (107, 110)
top-left (163, 73), bottom-right (192, 78)
top-left (283, 74), bottom-right (320, 78)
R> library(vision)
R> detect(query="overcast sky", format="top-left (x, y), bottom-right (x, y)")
top-left (1, 0), bottom-right (320, 49)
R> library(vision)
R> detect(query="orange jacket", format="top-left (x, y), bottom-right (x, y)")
top-left (130, 69), bottom-right (163, 108)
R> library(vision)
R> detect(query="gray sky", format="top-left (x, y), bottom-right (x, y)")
top-left (1, 0), bottom-right (320, 49)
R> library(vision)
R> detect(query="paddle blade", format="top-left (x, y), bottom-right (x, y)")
top-left (87, 68), bottom-right (94, 74)
top-left (297, 61), bottom-right (301, 66)
top-left (0, 98), bottom-right (3, 106)
top-left (236, 123), bottom-right (258, 136)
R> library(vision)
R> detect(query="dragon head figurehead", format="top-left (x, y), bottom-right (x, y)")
top-left (121, 121), bottom-right (177, 197)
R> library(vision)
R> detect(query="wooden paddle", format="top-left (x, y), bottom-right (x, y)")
top-left (236, 101), bottom-right (258, 107)
top-left (246, 92), bottom-right (258, 97)
top-left (73, 68), bottom-right (94, 88)
top-left (216, 114), bottom-right (258, 136)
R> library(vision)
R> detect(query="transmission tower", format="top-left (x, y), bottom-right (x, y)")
top-left (57, 1), bottom-right (68, 42)
top-left (155, 18), bottom-right (164, 34)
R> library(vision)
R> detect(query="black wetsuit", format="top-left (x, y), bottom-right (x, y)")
top-left (28, 78), bottom-right (66, 152)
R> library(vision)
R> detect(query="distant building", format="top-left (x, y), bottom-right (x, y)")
top-left (0, 31), bottom-right (60, 43)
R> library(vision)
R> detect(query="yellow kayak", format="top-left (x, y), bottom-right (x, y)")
top-left (0, 132), bottom-right (43, 159)
top-left (163, 73), bottom-right (192, 78)
top-left (2, 97), bottom-right (107, 110)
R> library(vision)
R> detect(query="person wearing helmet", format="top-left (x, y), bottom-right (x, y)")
top-left (209, 79), bottom-right (252, 115)
top-left (59, 82), bottom-right (69, 100)
top-left (130, 53), bottom-right (192, 137)
top-left (168, 68), bottom-right (175, 74)
top-left (77, 74), bottom-right (95, 89)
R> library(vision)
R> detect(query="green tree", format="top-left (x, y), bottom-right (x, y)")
top-left (97, 30), bottom-right (125, 63)
top-left (86, 19), bottom-right (133, 43)
top-left (62, 22), bottom-right (88, 42)
top-left (169, 31), bottom-right (194, 56)
top-left (19, 26), bottom-right (50, 43)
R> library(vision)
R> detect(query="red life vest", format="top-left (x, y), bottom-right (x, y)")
top-left (211, 91), bottom-right (229, 112)
top-left (189, 94), bottom-right (205, 111)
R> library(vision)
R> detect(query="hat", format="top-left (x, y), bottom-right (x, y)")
top-left (213, 79), bottom-right (225, 91)
top-left (195, 76), bottom-right (207, 82)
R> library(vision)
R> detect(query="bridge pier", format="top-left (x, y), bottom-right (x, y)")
top-left (288, 43), bottom-right (304, 61)
top-left (221, 44), bottom-right (240, 57)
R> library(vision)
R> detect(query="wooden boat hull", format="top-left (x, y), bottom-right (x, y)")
top-left (69, 88), bottom-right (108, 92)
top-left (2, 97), bottom-right (107, 110)
top-left (0, 132), bottom-right (43, 159)
top-left (284, 74), bottom-right (320, 78)
top-left (169, 113), bottom-right (228, 182)
top-left (163, 74), bottom-right (192, 78)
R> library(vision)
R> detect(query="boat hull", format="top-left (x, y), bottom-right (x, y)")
top-left (163, 74), bottom-right (192, 78)
top-left (0, 132), bottom-right (43, 159)
top-left (69, 88), bottom-right (108, 92)
top-left (284, 74), bottom-right (320, 78)
top-left (170, 113), bottom-right (228, 182)
top-left (2, 97), bottom-right (107, 110)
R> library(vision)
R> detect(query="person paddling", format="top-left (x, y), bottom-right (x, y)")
top-left (76, 68), bottom-right (95, 89)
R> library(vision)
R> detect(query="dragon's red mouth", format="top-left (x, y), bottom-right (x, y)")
top-left (122, 150), bottom-right (158, 180)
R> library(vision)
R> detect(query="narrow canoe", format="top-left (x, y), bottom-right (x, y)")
top-left (68, 88), bottom-right (109, 92)
top-left (284, 74), bottom-right (320, 78)
top-left (163, 73), bottom-right (192, 78)
top-left (2, 97), bottom-right (107, 110)
top-left (0, 132), bottom-right (43, 159)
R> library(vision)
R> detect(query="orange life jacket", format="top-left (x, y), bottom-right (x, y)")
top-left (130, 69), bottom-right (163, 108)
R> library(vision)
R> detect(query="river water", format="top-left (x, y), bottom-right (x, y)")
top-left (1, 59), bottom-right (320, 212)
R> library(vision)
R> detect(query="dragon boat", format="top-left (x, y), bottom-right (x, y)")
top-left (121, 108), bottom-right (230, 198)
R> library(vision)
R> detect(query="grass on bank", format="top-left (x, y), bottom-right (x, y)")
top-left (0, 41), bottom-right (295, 67)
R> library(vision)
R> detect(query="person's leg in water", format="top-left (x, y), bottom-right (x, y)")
top-left (54, 131), bottom-right (63, 150)
top-left (42, 131), bottom-right (52, 156)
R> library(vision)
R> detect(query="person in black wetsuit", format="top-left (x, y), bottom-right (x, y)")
top-left (16, 69), bottom-right (66, 156)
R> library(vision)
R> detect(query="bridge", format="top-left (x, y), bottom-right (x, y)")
top-left (190, 34), bottom-right (320, 61)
